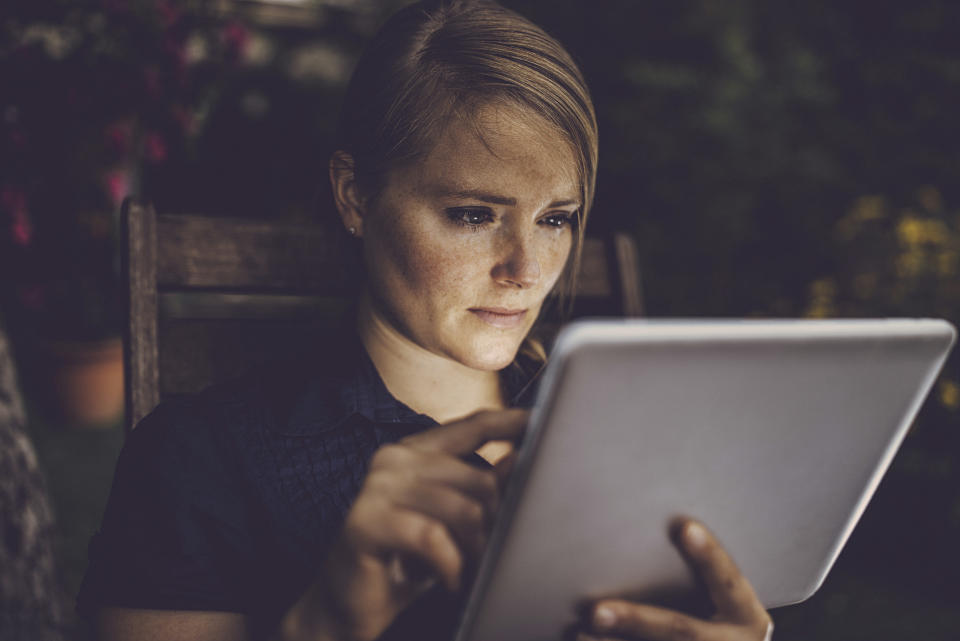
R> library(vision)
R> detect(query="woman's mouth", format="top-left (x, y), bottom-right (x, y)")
top-left (469, 307), bottom-right (528, 329)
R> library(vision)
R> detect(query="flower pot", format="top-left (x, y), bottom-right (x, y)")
top-left (40, 337), bottom-right (124, 428)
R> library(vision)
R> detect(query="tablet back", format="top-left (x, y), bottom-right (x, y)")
top-left (456, 319), bottom-right (955, 641)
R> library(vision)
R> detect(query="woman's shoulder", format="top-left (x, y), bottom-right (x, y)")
top-left (107, 336), bottom-right (370, 541)
top-left (79, 333), bottom-right (379, 621)
top-left (124, 328), bottom-right (394, 514)
top-left (135, 328), bottom-right (364, 441)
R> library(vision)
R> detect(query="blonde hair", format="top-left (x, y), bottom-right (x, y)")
top-left (335, 0), bottom-right (598, 348)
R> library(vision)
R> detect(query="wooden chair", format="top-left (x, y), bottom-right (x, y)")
top-left (121, 199), bottom-right (643, 432)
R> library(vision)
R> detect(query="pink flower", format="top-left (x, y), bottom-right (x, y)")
top-left (103, 168), bottom-right (131, 208)
top-left (222, 21), bottom-right (250, 61)
top-left (105, 121), bottom-right (134, 157)
top-left (143, 132), bottom-right (167, 163)
top-left (11, 210), bottom-right (33, 246)
top-left (157, 0), bottom-right (182, 27)
top-left (1, 186), bottom-right (32, 246)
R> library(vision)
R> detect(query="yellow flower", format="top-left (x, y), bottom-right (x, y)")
top-left (921, 219), bottom-right (950, 245)
top-left (853, 195), bottom-right (886, 222)
top-left (804, 303), bottom-right (833, 318)
top-left (809, 278), bottom-right (837, 299)
top-left (835, 195), bottom-right (885, 242)
top-left (804, 278), bottom-right (837, 318)
top-left (939, 379), bottom-right (960, 411)
top-left (896, 214), bottom-right (924, 246)
top-left (894, 250), bottom-right (925, 278)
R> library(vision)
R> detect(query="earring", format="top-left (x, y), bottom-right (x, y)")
top-left (348, 226), bottom-right (357, 236)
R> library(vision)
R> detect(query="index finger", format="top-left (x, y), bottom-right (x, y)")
top-left (674, 519), bottom-right (767, 624)
top-left (403, 409), bottom-right (529, 456)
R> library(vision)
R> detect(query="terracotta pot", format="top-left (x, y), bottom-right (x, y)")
top-left (41, 337), bottom-right (124, 427)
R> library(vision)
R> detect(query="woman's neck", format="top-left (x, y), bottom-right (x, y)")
top-left (357, 293), bottom-right (506, 424)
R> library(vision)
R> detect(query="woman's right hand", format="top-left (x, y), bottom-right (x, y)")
top-left (280, 409), bottom-right (528, 641)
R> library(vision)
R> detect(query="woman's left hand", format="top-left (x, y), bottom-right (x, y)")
top-left (579, 519), bottom-right (773, 641)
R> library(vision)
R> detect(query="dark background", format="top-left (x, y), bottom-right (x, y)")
top-left (2, 1), bottom-right (959, 639)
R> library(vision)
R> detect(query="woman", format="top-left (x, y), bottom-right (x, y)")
top-left (80, 1), bottom-right (774, 640)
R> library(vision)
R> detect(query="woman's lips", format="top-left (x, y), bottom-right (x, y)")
top-left (469, 307), bottom-right (528, 329)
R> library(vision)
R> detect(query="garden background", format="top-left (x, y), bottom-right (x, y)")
top-left (1, 0), bottom-right (958, 639)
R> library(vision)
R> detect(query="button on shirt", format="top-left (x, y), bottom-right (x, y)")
top-left (77, 326), bottom-right (542, 640)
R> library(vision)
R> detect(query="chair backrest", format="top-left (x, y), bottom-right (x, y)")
top-left (121, 199), bottom-right (643, 432)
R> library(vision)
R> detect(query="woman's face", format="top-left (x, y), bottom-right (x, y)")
top-left (359, 102), bottom-right (579, 371)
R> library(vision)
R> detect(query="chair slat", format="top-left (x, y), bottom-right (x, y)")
top-left (614, 233), bottom-right (644, 316)
top-left (121, 200), bottom-right (161, 432)
top-left (156, 214), bottom-right (355, 292)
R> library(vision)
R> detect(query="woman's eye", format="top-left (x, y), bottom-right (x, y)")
top-left (448, 208), bottom-right (493, 228)
top-left (540, 213), bottom-right (574, 228)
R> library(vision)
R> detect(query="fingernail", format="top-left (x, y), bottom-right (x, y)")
top-left (593, 605), bottom-right (616, 629)
top-left (685, 521), bottom-right (707, 548)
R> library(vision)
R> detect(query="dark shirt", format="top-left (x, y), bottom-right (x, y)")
top-left (77, 326), bottom-right (541, 640)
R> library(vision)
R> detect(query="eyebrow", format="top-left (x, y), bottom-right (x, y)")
top-left (432, 187), bottom-right (580, 209)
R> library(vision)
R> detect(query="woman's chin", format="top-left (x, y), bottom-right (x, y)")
top-left (453, 337), bottom-right (526, 372)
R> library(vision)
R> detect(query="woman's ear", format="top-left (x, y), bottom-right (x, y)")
top-left (329, 151), bottom-right (365, 238)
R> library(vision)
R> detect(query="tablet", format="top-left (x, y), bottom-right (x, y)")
top-left (454, 318), bottom-right (956, 641)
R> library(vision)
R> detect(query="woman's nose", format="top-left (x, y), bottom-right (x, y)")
top-left (491, 232), bottom-right (541, 288)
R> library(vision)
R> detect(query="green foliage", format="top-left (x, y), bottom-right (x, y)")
top-left (512, 0), bottom-right (960, 321)
top-left (806, 186), bottom-right (960, 412)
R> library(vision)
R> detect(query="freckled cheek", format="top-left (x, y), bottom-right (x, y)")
top-left (540, 236), bottom-right (574, 288)
top-left (412, 249), bottom-right (473, 298)
top-left (382, 226), bottom-right (474, 299)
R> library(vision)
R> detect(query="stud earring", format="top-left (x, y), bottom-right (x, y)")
top-left (348, 227), bottom-right (357, 236)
